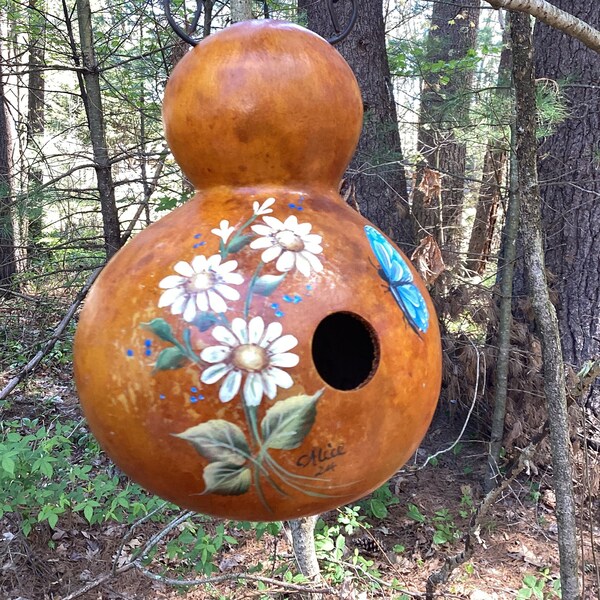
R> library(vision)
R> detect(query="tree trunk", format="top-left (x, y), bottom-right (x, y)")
top-left (533, 1), bottom-right (600, 414)
top-left (75, 0), bottom-right (121, 259)
top-left (298, 0), bottom-right (414, 252)
top-left (230, 0), bottom-right (252, 23)
top-left (511, 11), bottom-right (580, 598)
top-left (26, 0), bottom-right (45, 265)
top-left (412, 0), bottom-right (481, 266)
top-left (0, 42), bottom-right (16, 294)
top-left (288, 515), bottom-right (322, 598)
top-left (466, 29), bottom-right (511, 275)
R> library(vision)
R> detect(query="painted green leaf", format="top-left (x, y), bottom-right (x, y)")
top-left (261, 389), bottom-right (323, 450)
top-left (153, 347), bottom-right (188, 372)
top-left (253, 274), bottom-right (287, 296)
top-left (174, 420), bottom-right (250, 466)
top-left (203, 462), bottom-right (251, 496)
top-left (226, 234), bottom-right (253, 254)
top-left (142, 318), bottom-right (176, 343)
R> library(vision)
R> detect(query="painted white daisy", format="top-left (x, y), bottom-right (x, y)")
top-left (158, 254), bottom-right (244, 322)
top-left (200, 316), bottom-right (299, 406)
top-left (253, 197), bottom-right (276, 216)
top-left (211, 220), bottom-right (235, 244)
top-left (250, 215), bottom-right (323, 277)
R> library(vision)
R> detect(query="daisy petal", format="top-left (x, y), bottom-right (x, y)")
top-left (191, 255), bottom-right (208, 272)
top-left (183, 297), bottom-right (197, 322)
top-left (262, 321), bottom-right (283, 346)
top-left (222, 272), bottom-right (244, 285)
top-left (262, 216), bottom-right (285, 230)
top-left (206, 254), bottom-right (222, 269)
top-left (269, 352), bottom-right (299, 368)
top-left (231, 318), bottom-right (248, 344)
top-left (302, 250), bottom-right (324, 273)
top-left (158, 275), bottom-right (185, 289)
top-left (249, 237), bottom-right (273, 249)
top-left (158, 287), bottom-right (184, 308)
top-left (170, 294), bottom-right (187, 315)
top-left (174, 261), bottom-right (194, 277)
top-left (266, 367), bottom-right (294, 389)
top-left (251, 224), bottom-right (275, 236)
top-left (207, 289), bottom-right (228, 313)
top-left (303, 242), bottom-right (323, 254)
top-left (283, 215), bottom-right (299, 229)
top-left (294, 253), bottom-right (311, 277)
top-left (219, 370), bottom-right (242, 402)
top-left (276, 251), bottom-right (296, 272)
top-left (195, 291), bottom-right (209, 312)
top-left (200, 345), bottom-right (231, 363)
top-left (201, 362), bottom-right (232, 384)
top-left (218, 259), bottom-right (238, 273)
top-left (295, 222), bottom-right (312, 236)
top-left (303, 234), bottom-right (322, 245)
top-left (268, 334), bottom-right (298, 354)
top-left (243, 373), bottom-right (264, 407)
top-left (212, 325), bottom-right (238, 347)
top-left (262, 372), bottom-right (277, 399)
top-left (248, 316), bottom-right (265, 344)
top-left (214, 284), bottom-right (240, 301)
top-left (261, 245), bottom-right (283, 263)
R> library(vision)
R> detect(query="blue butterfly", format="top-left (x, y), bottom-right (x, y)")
top-left (364, 225), bottom-right (429, 334)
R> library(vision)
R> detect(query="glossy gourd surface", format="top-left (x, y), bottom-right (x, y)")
top-left (74, 20), bottom-right (442, 521)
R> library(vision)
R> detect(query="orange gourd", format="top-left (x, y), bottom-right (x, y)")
top-left (74, 20), bottom-right (441, 521)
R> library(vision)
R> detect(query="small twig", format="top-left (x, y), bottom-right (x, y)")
top-left (0, 266), bottom-right (103, 402)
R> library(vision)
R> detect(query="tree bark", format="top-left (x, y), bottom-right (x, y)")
top-left (412, 0), bottom-right (481, 266)
top-left (533, 1), bottom-right (600, 414)
top-left (511, 11), bottom-right (580, 598)
top-left (230, 0), bottom-right (252, 23)
top-left (466, 28), bottom-right (511, 275)
top-left (75, 0), bottom-right (121, 259)
top-left (486, 0), bottom-right (600, 53)
top-left (299, 0), bottom-right (414, 252)
top-left (0, 41), bottom-right (16, 294)
top-left (288, 515), bottom-right (322, 599)
top-left (26, 0), bottom-right (45, 265)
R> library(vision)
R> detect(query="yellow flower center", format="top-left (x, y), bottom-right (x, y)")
top-left (275, 229), bottom-right (304, 252)
top-left (231, 344), bottom-right (268, 372)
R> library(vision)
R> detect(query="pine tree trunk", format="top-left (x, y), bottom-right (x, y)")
top-left (26, 0), bottom-right (45, 265)
top-left (412, 0), bottom-right (481, 265)
top-left (0, 42), bottom-right (16, 294)
top-left (76, 0), bottom-right (121, 259)
top-left (533, 1), bottom-right (600, 414)
top-left (511, 11), bottom-right (580, 599)
top-left (298, 0), bottom-right (414, 252)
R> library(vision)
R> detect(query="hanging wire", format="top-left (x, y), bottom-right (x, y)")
top-left (162, 0), bottom-right (358, 47)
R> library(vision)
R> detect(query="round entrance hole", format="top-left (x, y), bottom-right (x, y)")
top-left (311, 312), bottom-right (379, 391)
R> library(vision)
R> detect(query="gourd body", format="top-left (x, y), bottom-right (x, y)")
top-left (74, 20), bottom-right (442, 521)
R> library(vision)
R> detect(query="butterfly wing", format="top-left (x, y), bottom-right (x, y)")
top-left (364, 226), bottom-right (429, 334)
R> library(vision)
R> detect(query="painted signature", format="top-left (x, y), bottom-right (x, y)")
top-left (296, 443), bottom-right (346, 477)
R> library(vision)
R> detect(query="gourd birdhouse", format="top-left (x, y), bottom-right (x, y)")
top-left (74, 20), bottom-right (442, 521)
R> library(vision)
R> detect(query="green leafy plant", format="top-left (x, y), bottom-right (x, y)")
top-left (517, 570), bottom-right (561, 599)
top-left (0, 418), bottom-right (171, 535)
top-left (361, 482), bottom-right (400, 519)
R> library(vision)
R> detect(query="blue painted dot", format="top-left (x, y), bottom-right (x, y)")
top-left (159, 394), bottom-right (166, 400)
top-left (289, 203), bottom-right (296, 209)
top-left (282, 294), bottom-right (293, 303)
top-left (298, 196), bottom-right (304, 203)
top-left (191, 387), bottom-right (198, 393)
top-left (275, 310), bottom-right (284, 317)
top-left (199, 395), bottom-right (205, 401)
top-left (190, 396), bottom-right (198, 403)
top-left (293, 294), bottom-right (302, 303)
top-left (193, 242), bottom-right (206, 248)
top-left (144, 339), bottom-right (152, 347)
top-left (271, 302), bottom-right (279, 309)
top-left (194, 233), bottom-right (202, 239)
top-left (145, 349), bottom-right (152, 356)
top-left (126, 349), bottom-right (134, 357)
top-left (306, 284), bottom-right (313, 291)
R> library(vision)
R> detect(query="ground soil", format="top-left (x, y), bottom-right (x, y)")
top-left (1, 371), bottom-right (599, 600)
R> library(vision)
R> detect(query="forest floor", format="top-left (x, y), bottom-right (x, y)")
top-left (1, 368), bottom-right (599, 600)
